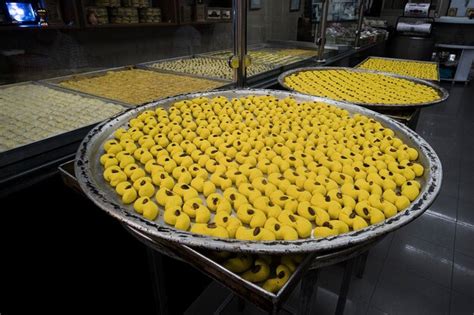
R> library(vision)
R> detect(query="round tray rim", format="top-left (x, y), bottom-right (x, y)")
top-left (75, 88), bottom-right (443, 254)
top-left (277, 66), bottom-right (449, 110)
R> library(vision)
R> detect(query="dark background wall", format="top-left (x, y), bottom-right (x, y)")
top-left (0, 1), bottom-right (305, 84)
top-left (0, 23), bottom-right (233, 83)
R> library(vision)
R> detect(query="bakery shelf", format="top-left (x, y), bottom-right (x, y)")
top-left (0, 24), bottom-right (80, 31)
top-left (83, 22), bottom-right (178, 28)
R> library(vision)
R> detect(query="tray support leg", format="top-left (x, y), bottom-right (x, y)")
top-left (298, 268), bottom-right (319, 315)
top-left (147, 248), bottom-right (169, 315)
top-left (335, 258), bottom-right (355, 315)
top-left (356, 251), bottom-right (369, 279)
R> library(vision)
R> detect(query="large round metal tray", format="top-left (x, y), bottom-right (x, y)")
top-left (75, 89), bottom-right (442, 254)
top-left (278, 67), bottom-right (449, 110)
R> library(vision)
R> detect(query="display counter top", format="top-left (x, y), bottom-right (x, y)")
top-left (435, 17), bottom-right (474, 24)
top-left (0, 39), bottom-right (386, 196)
top-left (249, 41), bottom-right (383, 88)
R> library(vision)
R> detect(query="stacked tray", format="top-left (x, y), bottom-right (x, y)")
top-left (354, 56), bottom-right (440, 82)
top-left (278, 67), bottom-right (448, 110)
top-left (355, 56), bottom-right (440, 82)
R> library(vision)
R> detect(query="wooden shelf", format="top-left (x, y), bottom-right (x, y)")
top-left (0, 24), bottom-right (80, 31)
top-left (188, 20), bottom-right (232, 24)
top-left (83, 22), bottom-right (178, 28)
top-left (0, 1), bottom-right (231, 31)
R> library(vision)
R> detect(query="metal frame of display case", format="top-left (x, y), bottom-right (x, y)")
top-left (354, 0), bottom-right (366, 49)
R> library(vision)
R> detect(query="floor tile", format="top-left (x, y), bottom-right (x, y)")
top-left (312, 286), bottom-right (369, 315)
top-left (220, 295), bottom-right (278, 315)
top-left (396, 212), bottom-right (456, 249)
top-left (421, 137), bottom-right (460, 157)
top-left (440, 160), bottom-right (461, 182)
top-left (457, 199), bottom-right (474, 225)
top-left (371, 261), bottom-right (451, 315)
top-left (367, 305), bottom-right (390, 315)
top-left (458, 159), bottom-right (474, 177)
top-left (455, 222), bottom-right (474, 258)
top-left (441, 171), bottom-right (461, 195)
top-left (316, 255), bottom-right (385, 303)
top-left (460, 150), bottom-right (474, 163)
top-left (459, 181), bottom-right (474, 203)
top-left (284, 280), bottom-right (369, 315)
top-left (387, 233), bottom-right (453, 288)
top-left (452, 251), bottom-right (474, 298)
top-left (185, 281), bottom-right (232, 315)
top-left (415, 116), bottom-right (460, 139)
top-left (368, 233), bottom-right (394, 261)
top-left (429, 194), bottom-right (458, 220)
top-left (450, 291), bottom-right (474, 315)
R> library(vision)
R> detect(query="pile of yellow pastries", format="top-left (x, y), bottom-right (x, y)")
top-left (149, 57), bottom-right (274, 80)
top-left (206, 48), bottom-right (317, 66)
top-left (59, 69), bottom-right (223, 105)
top-left (100, 94), bottom-right (425, 245)
top-left (211, 252), bottom-right (304, 293)
top-left (357, 57), bottom-right (439, 81)
top-left (283, 69), bottom-right (441, 105)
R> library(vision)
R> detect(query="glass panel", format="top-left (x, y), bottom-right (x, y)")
top-left (0, 0), bottom-right (234, 154)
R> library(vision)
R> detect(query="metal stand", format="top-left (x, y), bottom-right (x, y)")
top-left (316, 0), bottom-right (329, 63)
top-left (146, 248), bottom-right (169, 315)
top-left (232, 0), bottom-right (248, 87)
top-left (355, 251), bottom-right (369, 279)
top-left (335, 259), bottom-right (355, 314)
top-left (299, 269), bottom-right (319, 315)
top-left (354, 0), bottom-right (366, 49)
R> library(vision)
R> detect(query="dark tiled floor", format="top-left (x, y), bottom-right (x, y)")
top-left (186, 83), bottom-right (474, 314)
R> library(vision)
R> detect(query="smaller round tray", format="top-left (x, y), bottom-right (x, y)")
top-left (278, 67), bottom-right (449, 110)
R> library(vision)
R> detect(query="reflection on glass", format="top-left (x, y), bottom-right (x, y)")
top-left (6, 2), bottom-right (36, 22)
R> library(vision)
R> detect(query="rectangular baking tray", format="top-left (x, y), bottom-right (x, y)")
top-left (0, 81), bottom-right (128, 185)
top-left (138, 55), bottom-right (235, 82)
top-left (199, 41), bottom-right (321, 81)
top-left (202, 41), bottom-right (320, 60)
top-left (41, 65), bottom-right (232, 107)
top-left (139, 55), bottom-right (280, 84)
top-left (354, 56), bottom-right (441, 82)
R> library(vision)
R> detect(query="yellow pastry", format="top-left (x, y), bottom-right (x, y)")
top-left (236, 204), bottom-right (267, 228)
top-left (264, 217), bottom-right (298, 240)
top-left (222, 255), bottom-right (253, 273)
top-left (235, 226), bottom-right (276, 241)
top-left (242, 259), bottom-right (271, 283)
top-left (163, 208), bottom-right (191, 231)
top-left (278, 210), bottom-right (312, 238)
top-left (262, 265), bottom-right (292, 293)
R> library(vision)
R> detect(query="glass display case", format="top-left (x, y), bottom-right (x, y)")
top-left (0, 0), bottom-right (386, 193)
top-left (311, 0), bottom-right (357, 22)
top-left (307, 0), bottom-right (387, 47)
